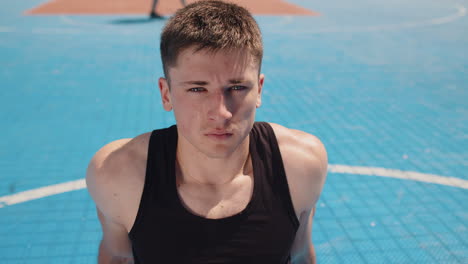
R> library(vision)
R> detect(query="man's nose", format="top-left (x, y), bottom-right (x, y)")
top-left (207, 92), bottom-right (233, 121)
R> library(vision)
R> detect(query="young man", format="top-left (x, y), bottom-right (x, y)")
top-left (87, 1), bottom-right (327, 263)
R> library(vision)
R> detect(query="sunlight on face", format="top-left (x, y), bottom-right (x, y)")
top-left (159, 47), bottom-right (264, 158)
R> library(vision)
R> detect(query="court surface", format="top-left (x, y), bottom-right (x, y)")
top-left (1, 0), bottom-right (467, 263)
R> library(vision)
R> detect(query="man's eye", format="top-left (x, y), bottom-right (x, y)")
top-left (230, 85), bottom-right (247, 91)
top-left (188, 87), bottom-right (205, 92)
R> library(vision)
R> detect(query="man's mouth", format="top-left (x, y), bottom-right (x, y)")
top-left (205, 132), bottom-right (233, 140)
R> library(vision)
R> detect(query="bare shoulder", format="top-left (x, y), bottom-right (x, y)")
top-left (269, 122), bottom-right (327, 168)
top-left (86, 132), bottom-right (151, 183)
top-left (86, 132), bottom-right (151, 229)
top-left (268, 123), bottom-right (328, 214)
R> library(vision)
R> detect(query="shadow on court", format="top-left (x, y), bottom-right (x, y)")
top-left (109, 17), bottom-right (166, 25)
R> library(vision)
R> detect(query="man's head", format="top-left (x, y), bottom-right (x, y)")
top-left (160, 0), bottom-right (263, 81)
top-left (158, 0), bottom-right (264, 158)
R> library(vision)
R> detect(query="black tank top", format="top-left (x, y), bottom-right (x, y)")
top-left (128, 122), bottom-right (299, 263)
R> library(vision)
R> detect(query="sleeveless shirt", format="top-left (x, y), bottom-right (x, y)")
top-left (128, 122), bottom-right (299, 263)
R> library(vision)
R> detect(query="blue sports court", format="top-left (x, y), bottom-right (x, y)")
top-left (0, 0), bottom-right (467, 262)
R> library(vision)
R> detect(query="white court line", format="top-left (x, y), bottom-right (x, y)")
top-left (271, 4), bottom-right (467, 34)
top-left (328, 165), bottom-right (468, 189)
top-left (0, 26), bottom-right (14, 33)
top-left (0, 165), bottom-right (467, 208)
top-left (6, 4), bottom-right (464, 35)
top-left (0, 179), bottom-right (86, 208)
top-left (32, 27), bottom-right (85, 34)
top-left (58, 15), bottom-right (152, 33)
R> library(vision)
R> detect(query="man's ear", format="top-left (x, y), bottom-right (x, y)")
top-left (256, 74), bottom-right (264, 108)
top-left (159, 77), bottom-right (173, 111)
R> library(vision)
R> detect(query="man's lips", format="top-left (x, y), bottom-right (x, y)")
top-left (205, 129), bottom-right (233, 135)
top-left (206, 132), bottom-right (232, 135)
top-left (205, 132), bottom-right (233, 139)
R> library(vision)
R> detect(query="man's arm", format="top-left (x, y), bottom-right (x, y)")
top-left (271, 123), bottom-right (328, 264)
top-left (96, 208), bottom-right (134, 264)
top-left (86, 139), bottom-right (135, 264)
top-left (290, 207), bottom-right (317, 264)
top-left (288, 131), bottom-right (327, 264)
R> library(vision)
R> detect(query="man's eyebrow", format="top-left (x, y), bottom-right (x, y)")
top-left (228, 79), bottom-right (247, 84)
top-left (182, 81), bottom-right (209, 85)
top-left (181, 79), bottom-right (249, 85)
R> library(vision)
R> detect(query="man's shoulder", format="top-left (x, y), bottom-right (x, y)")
top-left (268, 122), bottom-right (327, 164)
top-left (268, 122), bottom-right (328, 211)
top-left (87, 132), bottom-right (152, 178)
top-left (85, 132), bottom-right (152, 203)
top-left (86, 132), bottom-right (152, 227)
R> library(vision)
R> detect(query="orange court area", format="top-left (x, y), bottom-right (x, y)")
top-left (26, 0), bottom-right (319, 16)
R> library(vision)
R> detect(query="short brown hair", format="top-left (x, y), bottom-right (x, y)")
top-left (160, 0), bottom-right (263, 78)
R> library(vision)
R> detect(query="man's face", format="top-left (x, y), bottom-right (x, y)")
top-left (159, 47), bottom-right (264, 158)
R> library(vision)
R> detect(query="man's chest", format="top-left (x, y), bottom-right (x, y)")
top-left (176, 175), bottom-right (254, 219)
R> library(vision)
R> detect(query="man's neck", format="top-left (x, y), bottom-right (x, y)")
top-left (176, 137), bottom-right (251, 186)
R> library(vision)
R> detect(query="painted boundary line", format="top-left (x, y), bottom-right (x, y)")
top-left (0, 179), bottom-right (86, 208)
top-left (328, 165), bottom-right (468, 189)
top-left (1, 4), bottom-right (463, 35)
top-left (270, 4), bottom-right (467, 34)
top-left (0, 26), bottom-right (14, 32)
top-left (0, 165), bottom-right (467, 208)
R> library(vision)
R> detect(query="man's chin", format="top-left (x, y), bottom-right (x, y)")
top-left (197, 145), bottom-right (237, 159)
